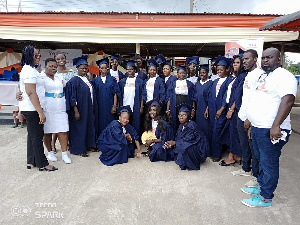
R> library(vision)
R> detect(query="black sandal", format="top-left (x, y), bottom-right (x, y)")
top-left (88, 147), bottom-right (99, 152)
top-left (39, 166), bottom-right (58, 172)
top-left (80, 153), bottom-right (89, 157)
top-left (219, 160), bottom-right (235, 166)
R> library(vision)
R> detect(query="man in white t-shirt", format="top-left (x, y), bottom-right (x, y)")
top-left (241, 48), bottom-right (297, 208)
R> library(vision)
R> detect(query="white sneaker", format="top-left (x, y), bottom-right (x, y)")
top-left (231, 169), bottom-right (251, 176)
top-left (245, 177), bottom-right (259, 187)
top-left (48, 151), bottom-right (57, 162)
top-left (62, 152), bottom-right (71, 164)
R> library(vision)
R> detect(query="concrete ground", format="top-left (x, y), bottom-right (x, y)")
top-left (0, 106), bottom-right (300, 225)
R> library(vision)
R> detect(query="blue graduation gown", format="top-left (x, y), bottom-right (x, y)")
top-left (149, 120), bottom-right (175, 162)
top-left (207, 77), bottom-right (232, 158)
top-left (164, 75), bottom-right (177, 92)
top-left (97, 120), bottom-right (139, 166)
top-left (65, 76), bottom-right (96, 155)
top-left (137, 71), bottom-right (148, 81)
top-left (107, 70), bottom-right (126, 82)
top-left (142, 77), bottom-right (166, 104)
top-left (167, 79), bottom-right (195, 132)
top-left (92, 75), bottom-right (121, 137)
top-left (219, 73), bottom-right (247, 157)
top-left (194, 80), bottom-right (213, 145)
top-left (174, 121), bottom-right (209, 170)
top-left (119, 77), bottom-right (143, 135)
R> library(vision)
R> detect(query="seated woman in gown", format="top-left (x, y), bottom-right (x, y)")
top-left (97, 105), bottom-right (142, 166)
top-left (141, 99), bottom-right (175, 162)
top-left (165, 104), bottom-right (209, 170)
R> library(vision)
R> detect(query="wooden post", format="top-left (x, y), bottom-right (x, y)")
top-left (136, 43), bottom-right (140, 55)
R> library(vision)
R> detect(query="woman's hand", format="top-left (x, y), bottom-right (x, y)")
top-left (136, 151), bottom-right (142, 158)
top-left (111, 105), bottom-right (117, 114)
top-left (74, 112), bottom-right (80, 121)
top-left (16, 91), bottom-right (23, 101)
top-left (191, 109), bottom-right (196, 118)
top-left (204, 107), bottom-right (209, 119)
top-left (164, 141), bottom-right (175, 149)
top-left (226, 110), bottom-right (233, 119)
top-left (125, 133), bottom-right (132, 143)
top-left (145, 139), bottom-right (154, 147)
top-left (166, 110), bottom-right (171, 118)
top-left (215, 108), bottom-right (223, 119)
top-left (38, 111), bottom-right (46, 124)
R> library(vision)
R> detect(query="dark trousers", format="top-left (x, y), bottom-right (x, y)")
top-left (251, 126), bottom-right (290, 200)
top-left (22, 111), bottom-right (48, 168)
top-left (236, 117), bottom-right (259, 177)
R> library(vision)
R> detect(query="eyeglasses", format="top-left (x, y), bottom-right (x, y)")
top-left (34, 54), bottom-right (41, 58)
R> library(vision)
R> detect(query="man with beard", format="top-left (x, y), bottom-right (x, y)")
top-left (241, 48), bottom-right (297, 207)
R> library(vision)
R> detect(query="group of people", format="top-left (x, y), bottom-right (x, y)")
top-left (18, 45), bottom-right (297, 208)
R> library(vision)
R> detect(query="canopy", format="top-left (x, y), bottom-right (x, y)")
top-left (0, 12), bottom-right (298, 44)
top-left (260, 10), bottom-right (300, 31)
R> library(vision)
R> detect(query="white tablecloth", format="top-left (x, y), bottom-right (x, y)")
top-left (0, 81), bottom-right (19, 106)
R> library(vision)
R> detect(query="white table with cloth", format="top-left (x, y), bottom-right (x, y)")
top-left (0, 81), bottom-right (19, 106)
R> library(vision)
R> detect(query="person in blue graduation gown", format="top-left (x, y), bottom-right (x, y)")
top-left (207, 59), bottom-right (232, 162)
top-left (165, 104), bottom-right (209, 170)
top-left (132, 54), bottom-right (148, 81)
top-left (218, 54), bottom-right (246, 166)
top-left (107, 54), bottom-right (125, 82)
top-left (161, 60), bottom-right (177, 91)
top-left (119, 60), bottom-right (143, 135)
top-left (143, 99), bottom-right (175, 162)
top-left (65, 55), bottom-right (96, 156)
top-left (142, 59), bottom-right (166, 105)
top-left (154, 54), bottom-right (166, 78)
top-left (97, 106), bottom-right (142, 166)
top-left (92, 57), bottom-right (121, 137)
top-left (166, 65), bottom-right (195, 132)
top-left (186, 56), bottom-right (199, 85)
top-left (194, 64), bottom-right (213, 147)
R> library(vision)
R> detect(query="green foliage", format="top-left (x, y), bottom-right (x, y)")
top-left (285, 63), bottom-right (300, 75)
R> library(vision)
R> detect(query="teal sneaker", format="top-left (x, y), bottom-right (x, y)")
top-left (241, 186), bottom-right (260, 195)
top-left (242, 195), bottom-right (272, 208)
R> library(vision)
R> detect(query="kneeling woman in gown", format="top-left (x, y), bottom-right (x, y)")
top-left (165, 104), bottom-right (209, 170)
top-left (97, 106), bottom-right (142, 166)
top-left (142, 99), bottom-right (175, 162)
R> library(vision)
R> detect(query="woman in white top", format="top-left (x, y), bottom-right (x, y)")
top-left (51, 53), bottom-right (76, 153)
top-left (43, 58), bottom-right (71, 164)
top-left (19, 45), bottom-right (57, 172)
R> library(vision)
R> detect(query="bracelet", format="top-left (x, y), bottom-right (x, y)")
top-left (192, 109), bottom-right (196, 111)
top-left (229, 108), bottom-right (234, 112)
top-left (166, 110), bottom-right (170, 113)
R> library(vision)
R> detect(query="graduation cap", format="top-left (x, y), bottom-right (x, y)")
top-left (199, 64), bottom-right (209, 71)
top-left (147, 58), bottom-right (159, 68)
top-left (225, 58), bottom-right (233, 67)
top-left (73, 55), bottom-right (88, 67)
top-left (186, 56), bottom-right (199, 65)
top-left (96, 57), bottom-right (109, 67)
top-left (155, 54), bottom-right (166, 64)
top-left (216, 59), bottom-right (228, 67)
top-left (177, 65), bottom-right (187, 71)
top-left (146, 99), bottom-right (161, 108)
top-left (176, 103), bottom-right (193, 113)
top-left (210, 58), bottom-right (217, 63)
top-left (110, 54), bottom-right (120, 60)
top-left (163, 60), bottom-right (172, 67)
top-left (125, 60), bottom-right (136, 68)
top-left (117, 105), bottom-right (132, 115)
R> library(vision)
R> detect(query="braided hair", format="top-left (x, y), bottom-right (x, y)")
top-left (20, 45), bottom-right (35, 67)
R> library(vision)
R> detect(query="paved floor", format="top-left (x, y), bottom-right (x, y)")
top-left (0, 106), bottom-right (300, 225)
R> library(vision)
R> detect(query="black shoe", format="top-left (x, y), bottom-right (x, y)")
top-left (39, 166), bottom-right (58, 172)
top-left (212, 157), bottom-right (222, 162)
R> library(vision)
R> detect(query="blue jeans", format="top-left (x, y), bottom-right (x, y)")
top-left (251, 126), bottom-right (290, 200)
top-left (236, 118), bottom-right (259, 177)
